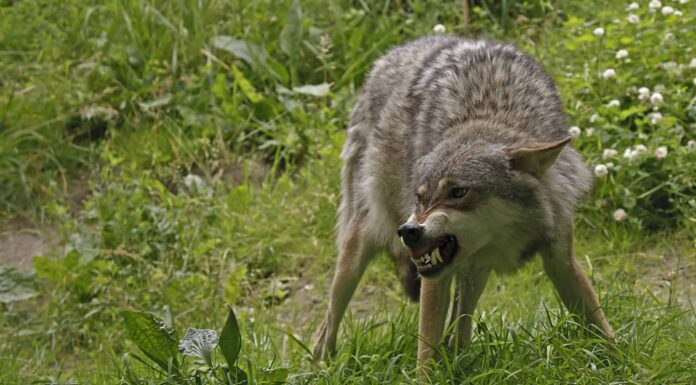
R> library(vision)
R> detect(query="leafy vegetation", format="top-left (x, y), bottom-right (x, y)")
top-left (1, 0), bottom-right (695, 384)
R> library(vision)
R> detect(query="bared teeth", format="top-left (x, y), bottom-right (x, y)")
top-left (432, 248), bottom-right (442, 264)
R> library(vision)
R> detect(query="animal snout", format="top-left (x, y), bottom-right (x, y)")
top-left (398, 223), bottom-right (424, 248)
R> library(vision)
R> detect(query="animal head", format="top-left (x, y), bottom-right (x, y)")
top-left (398, 135), bottom-right (571, 279)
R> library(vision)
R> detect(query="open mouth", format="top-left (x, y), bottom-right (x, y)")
top-left (409, 235), bottom-right (458, 277)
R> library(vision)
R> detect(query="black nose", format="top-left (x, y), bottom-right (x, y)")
top-left (398, 223), bottom-right (424, 248)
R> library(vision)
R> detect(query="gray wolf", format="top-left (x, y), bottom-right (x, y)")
top-left (312, 36), bottom-right (613, 372)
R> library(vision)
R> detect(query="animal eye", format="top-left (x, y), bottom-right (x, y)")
top-left (450, 187), bottom-right (468, 199)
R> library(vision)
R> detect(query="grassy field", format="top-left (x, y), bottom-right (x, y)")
top-left (1, 0), bottom-right (695, 384)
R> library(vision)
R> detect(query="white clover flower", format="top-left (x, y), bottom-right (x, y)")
top-left (568, 126), bottom-right (581, 138)
top-left (679, 0), bottom-right (689, 4)
top-left (627, 14), bottom-right (640, 24)
top-left (433, 24), bottom-right (446, 34)
top-left (602, 68), bottom-right (617, 79)
top-left (638, 87), bottom-right (650, 98)
top-left (661, 6), bottom-right (674, 15)
top-left (674, 10), bottom-right (683, 16)
top-left (639, 132), bottom-right (649, 140)
top-left (585, 127), bottom-right (595, 136)
top-left (624, 148), bottom-right (637, 160)
top-left (615, 49), bottom-right (628, 59)
top-left (661, 61), bottom-right (677, 71)
top-left (654, 145), bottom-right (668, 159)
top-left (594, 164), bottom-right (609, 177)
top-left (613, 208), bottom-right (628, 222)
top-left (687, 140), bottom-right (696, 152)
top-left (650, 92), bottom-right (664, 105)
top-left (634, 144), bottom-right (648, 153)
top-left (590, 113), bottom-right (599, 123)
top-left (689, 58), bottom-right (696, 69)
top-left (608, 99), bottom-right (621, 107)
top-left (649, 0), bottom-right (662, 12)
top-left (593, 27), bottom-right (605, 37)
top-left (627, 2), bottom-right (640, 11)
top-left (606, 162), bottom-right (615, 169)
top-left (602, 149), bottom-right (618, 160)
top-left (665, 32), bottom-right (675, 41)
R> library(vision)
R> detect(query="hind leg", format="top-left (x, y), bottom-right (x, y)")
top-left (313, 217), bottom-right (376, 360)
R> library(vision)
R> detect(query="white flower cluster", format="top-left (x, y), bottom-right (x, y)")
top-left (654, 146), bottom-right (668, 160)
top-left (622, 144), bottom-right (669, 160)
top-left (623, 144), bottom-right (648, 160)
top-left (649, 0), bottom-right (662, 12)
top-left (602, 68), bottom-right (616, 79)
top-left (613, 208), bottom-right (627, 222)
top-left (616, 49), bottom-right (628, 59)
top-left (593, 27), bottom-right (605, 37)
top-left (650, 92), bottom-right (664, 106)
top-left (594, 164), bottom-right (609, 177)
top-left (687, 140), bottom-right (696, 152)
top-left (568, 126), bottom-right (581, 138)
top-left (433, 24), bottom-right (446, 34)
top-left (637, 87), bottom-right (664, 106)
top-left (602, 149), bottom-right (618, 160)
top-left (647, 111), bottom-right (663, 124)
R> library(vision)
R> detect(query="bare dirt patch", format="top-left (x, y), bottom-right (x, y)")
top-left (0, 218), bottom-right (57, 271)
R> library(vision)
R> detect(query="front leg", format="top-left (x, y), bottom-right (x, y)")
top-left (541, 232), bottom-right (613, 338)
top-left (417, 275), bottom-right (452, 376)
top-left (448, 267), bottom-right (490, 350)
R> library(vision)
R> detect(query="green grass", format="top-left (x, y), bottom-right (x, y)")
top-left (1, 0), bottom-right (695, 384)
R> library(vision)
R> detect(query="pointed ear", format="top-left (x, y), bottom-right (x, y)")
top-left (506, 137), bottom-right (571, 176)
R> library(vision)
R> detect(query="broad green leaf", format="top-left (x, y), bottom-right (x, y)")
top-left (212, 36), bottom-right (256, 64)
top-left (231, 65), bottom-right (263, 104)
top-left (228, 366), bottom-right (248, 384)
top-left (0, 266), bottom-right (37, 303)
top-left (619, 105), bottom-right (643, 120)
top-left (212, 36), bottom-right (289, 84)
top-left (124, 311), bottom-right (179, 372)
top-left (265, 56), bottom-right (290, 85)
top-left (219, 305), bottom-right (242, 368)
top-left (623, 195), bottom-right (637, 209)
top-left (178, 328), bottom-right (218, 366)
top-left (279, 1), bottom-right (302, 59)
